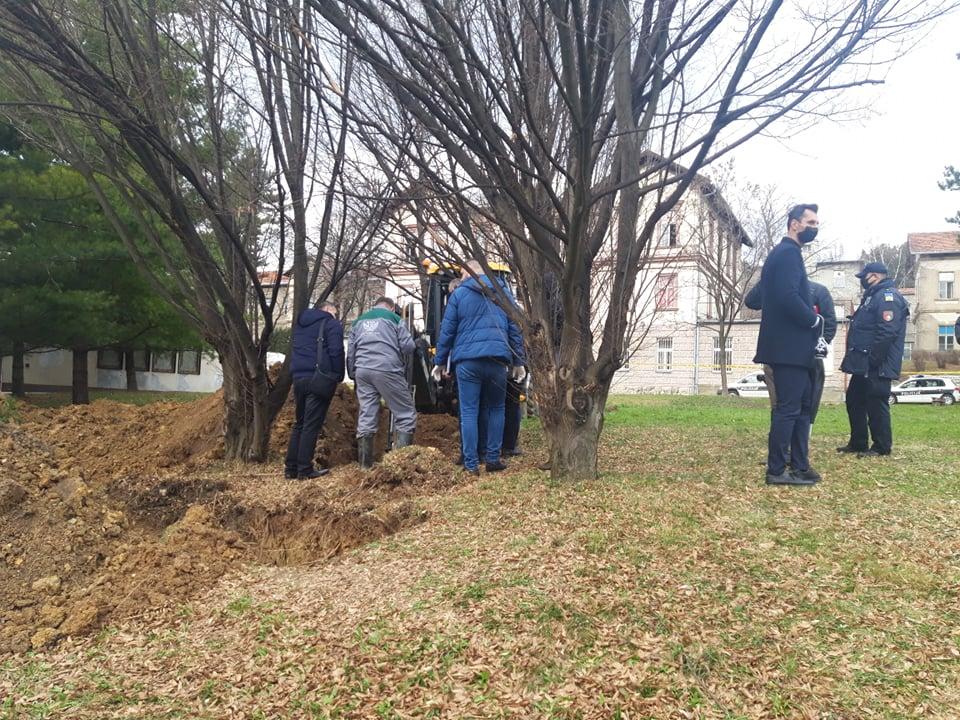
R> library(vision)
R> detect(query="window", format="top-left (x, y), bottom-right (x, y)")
top-left (151, 351), bottom-right (177, 373)
top-left (96, 349), bottom-right (123, 370)
top-left (939, 272), bottom-right (955, 300)
top-left (939, 325), bottom-right (955, 352)
top-left (903, 342), bottom-right (913, 361)
top-left (177, 350), bottom-right (202, 375)
top-left (656, 337), bottom-right (673, 372)
top-left (833, 271), bottom-right (845, 289)
top-left (132, 350), bottom-right (151, 371)
top-left (712, 336), bottom-right (732, 371)
top-left (668, 223), bottom-right (679, 248)
top-left (655, 274), bottom-right (678, 310)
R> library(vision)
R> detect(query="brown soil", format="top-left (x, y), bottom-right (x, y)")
top-left (1, 385), bottom-right (461, 656)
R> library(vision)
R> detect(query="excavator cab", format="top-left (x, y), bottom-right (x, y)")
top-left (411, 260), bottom-right (513, 415)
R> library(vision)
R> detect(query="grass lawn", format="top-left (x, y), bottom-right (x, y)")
top-left (16, 389), bottom-right (207, 409)
top-left (2, 395), bottom-right (959, 719)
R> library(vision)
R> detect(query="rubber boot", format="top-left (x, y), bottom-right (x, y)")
top-left (396, 431), bottom-right (414, 449)
top-left (358, 435), bottom-right (375, 470)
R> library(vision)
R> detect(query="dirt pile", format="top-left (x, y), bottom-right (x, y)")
top-left (363, 445), bottom-right (464, 491)
top-left (2, 391), bottom-right (462, 656)
top-left (0, 423), bottom-right (132, 654)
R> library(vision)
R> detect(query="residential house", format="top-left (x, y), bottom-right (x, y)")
top-left (908, 231), bottom-right (960, 354)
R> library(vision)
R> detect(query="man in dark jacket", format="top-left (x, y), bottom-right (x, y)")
top-left (753, 204), bottom-right (824, 486)
top-left (434, 260), bottom-right (525, 475)
top-left (745, 279), bottom-right (837, 424)
top-left (838, 262), bottom-right (909, 457)
top-left (284, 301), bottom-right (345, 479)
top-left (348, 297), bottom-right (417, 469)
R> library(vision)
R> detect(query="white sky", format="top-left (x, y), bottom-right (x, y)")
top-left (732, 11), bottom-right (960, 260)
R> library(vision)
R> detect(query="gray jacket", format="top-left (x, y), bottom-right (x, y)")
top-left (347, 307), bottom-right (415, 377)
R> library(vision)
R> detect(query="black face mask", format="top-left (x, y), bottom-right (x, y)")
top-left (860, 276), bottom-right (871, 291)
top-left (798, 227), bottom-right (818, 244)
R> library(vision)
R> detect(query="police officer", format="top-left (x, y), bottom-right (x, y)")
top-left (838, 262), bottom-right (909, 458)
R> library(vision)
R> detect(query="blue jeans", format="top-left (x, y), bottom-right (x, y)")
top-left (456, 359), bottom-right (507, 470)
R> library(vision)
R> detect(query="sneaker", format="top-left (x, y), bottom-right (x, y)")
top-left (765, 470), bottom-right (816, 486)
top-left (485, 460), bottom-right (508, 473)
top-left (836, 445), bottom-right (864, 453)
top-left (298, 468), bottom-right (329, 480)
top-left (790, 467), bottom-right (822, 483)
top-left (502, 448), bottom-right (523, 457)
top-left (465, 467), bottom-right (480, 477)
top-left (283, 468), bottom-right (298, 480)
top-left (857, 449), bottom-right (889, 458)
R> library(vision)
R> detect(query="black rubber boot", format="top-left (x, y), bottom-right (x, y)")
top-left (358, 435), bottom-right (375, 470)
top-left (396, 431), bottom-right (414, 449)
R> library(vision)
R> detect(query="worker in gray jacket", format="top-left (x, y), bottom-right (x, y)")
top-left (347, 296), bottom-right (417, 468)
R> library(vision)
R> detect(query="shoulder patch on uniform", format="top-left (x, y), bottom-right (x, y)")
top-left (884, 291), bottom-right (894, 302)
top-left (882, 310), bottom-right (894, 322)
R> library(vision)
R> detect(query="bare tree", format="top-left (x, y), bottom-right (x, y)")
top-left (307, 0), bottom-right (954, 479)
top-left (0, 0), bottom-right (388, 460)
top-left (861, 241), bottom-right (916, 287)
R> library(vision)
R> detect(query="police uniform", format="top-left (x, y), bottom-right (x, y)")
top-left (839, 266), bottom-right (909, 455)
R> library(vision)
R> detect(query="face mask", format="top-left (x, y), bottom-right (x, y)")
top-left (860, 276), bottom-right (871, 291)
top-left (798, 227), bottom-right (818, 244)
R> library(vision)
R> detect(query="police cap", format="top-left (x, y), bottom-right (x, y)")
top-left (855, 261), bottom-right (889, 278)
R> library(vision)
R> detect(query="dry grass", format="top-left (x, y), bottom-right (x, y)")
top-left (2, 396), bottom-right (959, 719)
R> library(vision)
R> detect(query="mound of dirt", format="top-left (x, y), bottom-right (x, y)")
top-left (19, 395), bottom-right (224, 484)
top-left (362, 445), bottom-right (465, 491)
top-left (2, 384), bottom-right (463, 656)
top-left (0, 423), bottom-right (133, 654)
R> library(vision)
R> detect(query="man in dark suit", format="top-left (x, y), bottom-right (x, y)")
top-left (753, 204), bottom-right (824, 486)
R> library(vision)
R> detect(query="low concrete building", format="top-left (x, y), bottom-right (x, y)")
top-left (908, 231), bottom-right (960, 354)
top-left (1, 348), bottom-right (223, 394)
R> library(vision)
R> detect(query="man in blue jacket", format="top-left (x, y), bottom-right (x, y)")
top-left (285, 300), bottom-right (345, 479)
top-left (434, 260), bottom-right (526, 475)
top-left (838, 262), bottom-right (909, 457)
top-left (753, 204), bottom-right (824, 486)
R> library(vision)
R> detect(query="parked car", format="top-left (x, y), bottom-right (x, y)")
top-left (728, 371), bottom-right (770, 398)
top-left (888, 375), bottom-right (960, 405)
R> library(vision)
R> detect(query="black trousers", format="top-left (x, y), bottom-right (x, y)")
top-left (845, 374), bottom-right (892, 454)
top-left (284, 377), bottom-right (333, 475)
top-left (502, 380), bottom-right (523, 452)
top-left (767, 364), bottom-right (812, 475)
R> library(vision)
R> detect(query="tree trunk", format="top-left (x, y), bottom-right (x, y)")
top-left (11, 340), bottom-right (25, 397)
top-left (72, 348), bottom-right (89, 405)
top-left (533, 351), bottom-right (608, 481)
top-left (123, 350), bottom-right (138, 391)
top-left (220, 350), bottom-right (272, 461)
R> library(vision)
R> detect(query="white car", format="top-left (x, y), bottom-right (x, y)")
top-left (728, 371), bottom-right (770, 398)
top-left (889, 375), bottom-right (960, 405)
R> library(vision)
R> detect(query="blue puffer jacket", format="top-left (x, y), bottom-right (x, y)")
top-left (434, 276), bottom-right (525, 367)
top-left (289, 308), bottom-right (346, 381)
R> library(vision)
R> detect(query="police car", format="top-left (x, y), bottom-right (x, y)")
top-left (728, 372), bottom-right (770, 398)
top-left (888, 375), bottom-right (960, 405)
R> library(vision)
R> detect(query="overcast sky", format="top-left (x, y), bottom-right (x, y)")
top-left (732, 11), bottom-right (960, 260)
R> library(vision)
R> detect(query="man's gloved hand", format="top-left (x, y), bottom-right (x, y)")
top-left (431, 365), bottom-right (443, 383)
top-left (814, 336), bottom-right (829, 359)
top-left (510, 365), bottom-right (526, 382)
